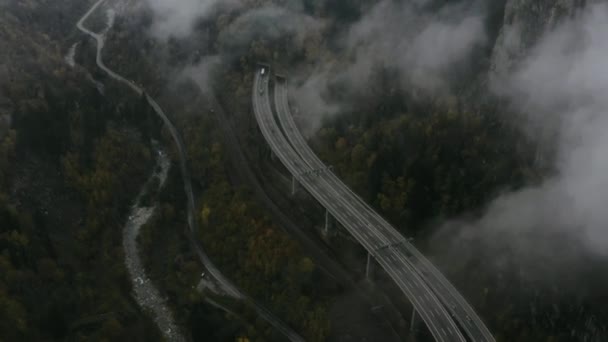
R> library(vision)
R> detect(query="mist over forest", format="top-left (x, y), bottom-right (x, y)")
top-left (1, 0), bottom-right (608, 341)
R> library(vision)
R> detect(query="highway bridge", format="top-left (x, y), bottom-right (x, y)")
top-left (254, 68), bottom-right (496, 342)
top-left (254, 70), bottom-right (466, 342)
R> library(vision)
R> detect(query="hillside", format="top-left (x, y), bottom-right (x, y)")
top-left (2, 1), bottom-right (608, 341)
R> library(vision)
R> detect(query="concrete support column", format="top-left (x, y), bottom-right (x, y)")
top-left (365, 252), bottom-right (373, 280)
top-left (410, 307), bottom-right (417, 332)
top-left (324, 209), bottom-right (331, 235)
top-left (291, 175), bottom-right (297, 196)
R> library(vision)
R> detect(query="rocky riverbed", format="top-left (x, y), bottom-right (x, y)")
top-left (122, 149), bottom-right (185, 342)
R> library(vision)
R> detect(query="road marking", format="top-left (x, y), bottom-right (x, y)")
top-left (265, 76), bottom-right (492, 342)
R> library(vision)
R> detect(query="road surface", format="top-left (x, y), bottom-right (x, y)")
top-left (76, 2), bottom-right (304, 341)
top-left (273, 78), bottom-right (496, 342)
top-left (253, 71), bottom-right (465, 342)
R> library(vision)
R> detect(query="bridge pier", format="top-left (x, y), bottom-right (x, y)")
top-left (291, 175), bottom-right (297, 196)
top-left (365, 252), bottom-right (374, 280)
top-left (323, 209), bottom-right (333, 235)
top-left (410, 307), bottom-right (417, 333)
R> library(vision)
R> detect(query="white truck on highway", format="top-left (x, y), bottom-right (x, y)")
top-left (259, 68), bottom-right (266, 95)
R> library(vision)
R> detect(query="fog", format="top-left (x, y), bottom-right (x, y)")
top-left (434, 3), bottom-right (608, 272)
top-left (289, 68), bottom-right (340, 137)
top-left (142, 0), bottom-right (608, 264)
top-left (144, 0), bottom-right (241, 40)
top-left (142, 0), bottom-right (325, 98)
top-left (216, 5), bottom-right (325, 57)
top-left (141, 0), bottom-right (489, 132)
top-left (179, 55), bottom-right (221, 93)
top-left (143, 0), bottom-right (323, 47)
top-left (290, 0), bottom-right (487, 132)
top-left (340, 0), bottom-right (486, 92)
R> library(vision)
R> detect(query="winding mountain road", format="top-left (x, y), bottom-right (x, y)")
top-left (253, 71), bottom-right (466, 342)
top-left (273, 78), bottom-right (495, 342)
top-left (75, 2), bottom-right (304, 341)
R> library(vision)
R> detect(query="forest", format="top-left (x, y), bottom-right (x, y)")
top-left (2, 0), bottom-right (608, 342)
top-left (0, 18), bottom-right (161, 342)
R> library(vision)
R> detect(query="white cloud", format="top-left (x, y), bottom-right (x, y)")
top-left (290, 0), bottom-right (487, 132)
top-left (342, 0), bottom-right (486, 92)
top-left (145, 0), bottom-right (240, 40)
top-left (440, 4), bottom-right (608, 262)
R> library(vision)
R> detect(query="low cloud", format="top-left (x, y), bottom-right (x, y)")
top-left (288, 68), bottom-right (340, 136)
top-left (291, 0), bottom-right (487, 132)
top-left (180, 55), bottom-right (222, 93)
top-left (174, 2), bottom-right (325, 99)
top-left (144, 0), bottom-right (487, 131)
top-left (144, 0), bottom-right (241, 40)
top-left (342, 0), bottom-right (486, 92)
top-left (217, 5), bottom-right (325, 56)
top-left (435, 3), bottom-right (608, 272)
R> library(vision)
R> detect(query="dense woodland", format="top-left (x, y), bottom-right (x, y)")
top-left (2, 0), bottom-right (608, 341)
top-left (1, 1), bottom-right (332, 340)
top-left (0, 3), bottom-right (165, 341)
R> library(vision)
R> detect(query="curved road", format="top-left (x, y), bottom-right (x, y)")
top-left (76, 2), bottom-right (304, 341)
top-left (253, 72), bottom-right (464, 342)
top-left (274, 78), bottom-right (495, 342)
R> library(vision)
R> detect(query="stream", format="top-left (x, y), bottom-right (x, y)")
top-left (122, 149), bottom-right (185, 342)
